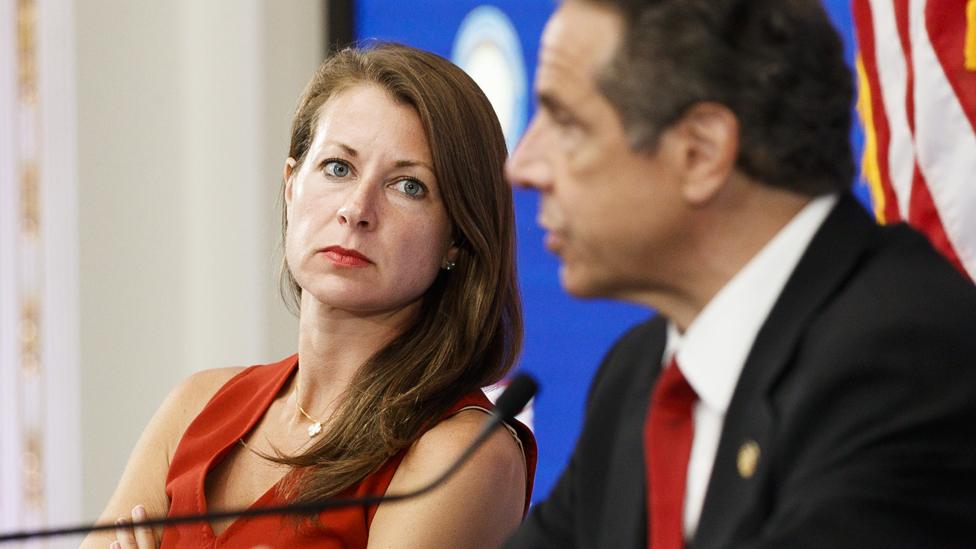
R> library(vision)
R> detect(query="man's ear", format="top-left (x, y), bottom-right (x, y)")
top-left (672, 102), bottom-right (740, 206)
top-left (283, 157), bottom-right (298, 209)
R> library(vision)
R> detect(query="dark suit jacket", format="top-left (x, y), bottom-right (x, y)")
top-left (506, 194), bottom-right (976, 548)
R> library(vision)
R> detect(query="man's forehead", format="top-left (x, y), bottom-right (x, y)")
top-left (539, 1), bottom-right (622, 77)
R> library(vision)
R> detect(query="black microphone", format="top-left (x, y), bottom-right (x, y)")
top-left (0, 373), bottom-right (538, 543)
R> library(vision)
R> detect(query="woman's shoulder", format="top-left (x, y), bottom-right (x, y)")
top-left (154, 367), bottom-right (247, 451)
top-left (171, 367), bottom-right (246, 411)
top-left (396, 404), bottom-right (527, 502)
top-left (369, 401), bottom-right (529, 546)
top-left (176, 366), bottom-right (246, 399)
top-left (164, 356), bottom-right (297, 445)
top-left (168, 357), bottom-right (295, 425)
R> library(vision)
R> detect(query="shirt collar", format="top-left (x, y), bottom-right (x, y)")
top-left (670, 193), bottom-right (838, 414)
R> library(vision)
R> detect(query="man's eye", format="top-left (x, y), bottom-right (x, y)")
top-left (546, 104), bottom-right (578, 128)
top-left (552, 112), bottom-right (576, 127)
top-left (324, 160), bottom-right (351, 177)
top-left (392, 178), bottom-right (427, 198)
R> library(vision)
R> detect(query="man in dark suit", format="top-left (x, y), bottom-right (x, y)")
top-left (503, 0), bottom-right (976, 547)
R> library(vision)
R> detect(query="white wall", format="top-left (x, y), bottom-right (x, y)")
top-left (75, 0), bottom-right (322, 519)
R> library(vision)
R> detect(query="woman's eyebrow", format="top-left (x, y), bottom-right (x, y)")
top-left (394, 159), bottom-right (435, 172)
top-left (322, 140), bottom-right (359, 157)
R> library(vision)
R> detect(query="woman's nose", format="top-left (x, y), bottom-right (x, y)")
top-left (336, 182), bottom-right (377, 229)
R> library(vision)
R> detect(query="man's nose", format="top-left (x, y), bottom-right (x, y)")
top-left (505, 117), bottom-right (553, 191)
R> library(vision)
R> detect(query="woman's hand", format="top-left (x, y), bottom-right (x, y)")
top-left (111, 505), bottom-right (159, 549)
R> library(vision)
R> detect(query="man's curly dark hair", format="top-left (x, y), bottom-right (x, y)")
top-left (587, 0), bottom-right (855, 195)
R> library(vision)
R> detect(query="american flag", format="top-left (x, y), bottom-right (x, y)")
top-left (852, 0), bottom-right (976, 282)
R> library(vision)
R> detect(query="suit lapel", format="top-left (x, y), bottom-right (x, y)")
top-left (692, 194), bottom-right (879, 548)
top-left (598, 316), bottom-right (667, 548)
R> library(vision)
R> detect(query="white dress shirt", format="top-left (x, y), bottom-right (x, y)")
top-left (662, 193), bottom-right (839, 540)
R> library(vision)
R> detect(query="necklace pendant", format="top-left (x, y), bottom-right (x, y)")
top-left (307, 422), bottom-right (323, 437)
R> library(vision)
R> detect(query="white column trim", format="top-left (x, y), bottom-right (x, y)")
top-left (0, 0), bottom-right (23, 529)
top-left (0, 0), bottom-right (82, 543)
top-left (37, 0), bottom-right (82, 530)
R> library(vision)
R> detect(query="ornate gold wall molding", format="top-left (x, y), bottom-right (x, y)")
top-left (14, 0), bottom-right (45, 523)
top-left (3, 0), bottom-right (82, 532)
top-left (20, 162), bottom-right (39, 238)
top-left (16, 0), bottom-right (36, 103)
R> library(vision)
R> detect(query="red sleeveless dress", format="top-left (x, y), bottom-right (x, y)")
top-left (160, 355), bottom-right (537, 548)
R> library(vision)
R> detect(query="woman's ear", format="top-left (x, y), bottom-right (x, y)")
top-left (442, 241), bottom-right (460, 271)
top-left (283, 157), bottom-right (298, 211)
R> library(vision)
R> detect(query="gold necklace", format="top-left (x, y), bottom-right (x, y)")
top-left (295, 376), bottom-right (324, 437)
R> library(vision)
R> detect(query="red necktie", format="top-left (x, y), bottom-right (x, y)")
top-left (644, 358), bottom-right (698, 549)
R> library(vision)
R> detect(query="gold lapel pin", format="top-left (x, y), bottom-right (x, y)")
top-left (737, 440), bottom-right (761, 479)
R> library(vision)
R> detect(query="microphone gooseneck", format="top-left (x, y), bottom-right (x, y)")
top-left (0, 374), bottom-right (538, 543)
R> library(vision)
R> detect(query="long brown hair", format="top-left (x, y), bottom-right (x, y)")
top-left (276, 43), bottom-right (521, 503)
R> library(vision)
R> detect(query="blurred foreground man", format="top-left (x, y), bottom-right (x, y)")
top-left (504, 0), bottom-right (976, 547)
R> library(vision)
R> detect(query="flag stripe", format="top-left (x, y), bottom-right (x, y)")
top-left (965, 0), bottom-right (976, 70)
top-left (855, 57), bottom-right (888, 222)
top-left (868, 0), bottom-right (916, 217)
top-left (894, 0), bottom-right (916, 131)
top-left (853, 0), bottom-right (975, 282)
top-left (853, 0), bottom-right (901, 222)
top-left (925, 0), bottom-right (976, 135)
top-left (907, 166), bottom-right (967, 276)
top-left (909, 0), bottom-right (976, 278)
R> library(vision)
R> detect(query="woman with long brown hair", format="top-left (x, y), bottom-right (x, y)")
top-left (83, 43), bottom-right (534, 548)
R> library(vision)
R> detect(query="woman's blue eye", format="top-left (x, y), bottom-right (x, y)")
top-left (394, 178), bottom-right (427, 198)
top-left (324, 160), bottom-right (350, 177)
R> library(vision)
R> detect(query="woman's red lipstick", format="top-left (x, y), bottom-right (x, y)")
top-left (322, 246), bottom-right (372, 267)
